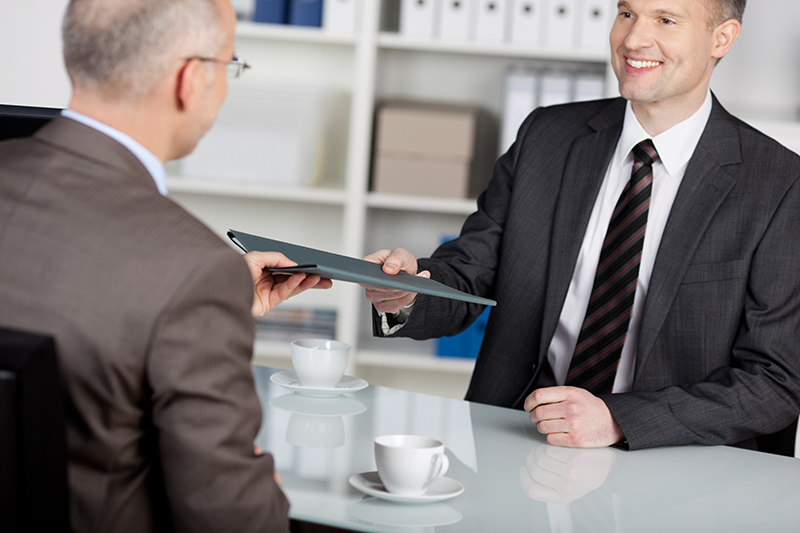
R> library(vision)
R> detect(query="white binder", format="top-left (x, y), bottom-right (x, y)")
top-left (474, 0), bottom-right (510, 43)
top-left (400, 0), bottom-right (440, 38)
top-left (231, 0), bottom-right (255, 20)
top-left (509, 0), bottom-right (544, 46)
top-left (539, 70), bottom-right (572, 107)
top-left (323, 0), bottom-right (359, 35)
top-left (439, 0), bottom-right (475, 41)
top-left (578, 0), bottom-right (613, 51)
top-left (573, 72), bottom-right (605, 102)
top-left (544, 0), bottom-right (577, 49)
top-left (499, 69), bottom-right (539, 155)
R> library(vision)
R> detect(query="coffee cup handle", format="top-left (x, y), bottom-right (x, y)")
top-left (424, 453), bottom-right (450, 489)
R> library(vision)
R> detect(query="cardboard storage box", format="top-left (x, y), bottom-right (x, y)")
top-left (371, 101), bottom-right (496, 198)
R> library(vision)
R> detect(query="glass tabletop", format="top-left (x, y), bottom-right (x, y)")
top-left (253, 366), bottom-right (800, 532)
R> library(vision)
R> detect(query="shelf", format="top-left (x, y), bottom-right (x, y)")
top-left (253, 338), bottom-right (292, 358)
top-left (236, 21), bottom-right (358, 45)
top-left (253, 340), bottom-right (475, 375)
top-left (357, 350), bottom-right (477, 374)
top-left (367, 192), bottom-right (478, 215)
top-left (378, 33), bottom-right (609, 63)
top-left (167, 178), bottom-right (347, 206)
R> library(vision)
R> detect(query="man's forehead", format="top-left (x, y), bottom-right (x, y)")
top-left (617, 0), bottom-right (714, 21)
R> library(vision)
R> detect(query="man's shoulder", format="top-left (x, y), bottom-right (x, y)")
top-left (519, 97), bottom-right (625, 141)
top-left (736, 120), bottom-right (800, 166)
top-left (706, 99), bottom-right (800, 170)
top-left (536, 97), bottom-right (624, 120)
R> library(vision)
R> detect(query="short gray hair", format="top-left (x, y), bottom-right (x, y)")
top-left (63, 0), bottom-right (226, 101)
top-left (707, 0), bottom-right (746, 29)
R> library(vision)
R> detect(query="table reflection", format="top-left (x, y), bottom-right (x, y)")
top-left (251, 366), bottom-right (800, 533)
top-left (269, 394), bottom-right (367, 449)
top-left (519, 445), bottom-right (620, 504)
top-left (347, 498), bottom-right (462, 532)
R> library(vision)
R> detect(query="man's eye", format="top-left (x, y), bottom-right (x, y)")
top-left (661, 18), bottom-right (675, 24)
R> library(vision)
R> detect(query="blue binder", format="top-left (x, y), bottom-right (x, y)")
top-left (254, 0), bottom-right (288, 24)
top-left (436, 307), bottom-right (491, 359)
top-left (289, 0), bottom-right (323, 27)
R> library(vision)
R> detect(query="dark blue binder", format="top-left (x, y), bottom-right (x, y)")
top-left (253, 0), bottom-right (288, 24)
top-left (288, 0), bottom-right (323, 27)
top-left (436, 307), bottom-right (490, 359)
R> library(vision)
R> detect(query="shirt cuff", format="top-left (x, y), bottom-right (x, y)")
top-left (378, 303), bottom-right (415, 336)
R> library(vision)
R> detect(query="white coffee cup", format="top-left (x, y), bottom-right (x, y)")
top-left (291, 339), bottom-right (350, 388)
top-left (374, 435), bottom-right (450, 496)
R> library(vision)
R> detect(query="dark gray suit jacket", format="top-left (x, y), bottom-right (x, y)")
top-left (0, 117), bottom-right (289, 532)
top-left (375, 96), bottom-right (800, 451)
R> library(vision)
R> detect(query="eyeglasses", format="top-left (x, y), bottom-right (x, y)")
top-left (185, 56), bottom-right (251, 78)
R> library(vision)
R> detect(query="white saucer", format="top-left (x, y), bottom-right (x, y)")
top-left (348, 472), bottom-right (465, 504)
top-left (270, 370), bottom-right (368, 398)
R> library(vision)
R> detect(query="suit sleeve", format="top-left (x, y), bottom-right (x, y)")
top-left (371, 109), bottom-right (542, 340)
top-left (604, 177), bottom-right (800, 450)
top-left (146, 248), bottom-right (290, 533)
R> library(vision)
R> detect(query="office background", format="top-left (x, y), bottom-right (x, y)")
top-left (2, 0), bottom-right (799, 399)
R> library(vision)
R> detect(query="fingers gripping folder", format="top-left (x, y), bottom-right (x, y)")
top-left (228, 230), bottom-right (496, 307)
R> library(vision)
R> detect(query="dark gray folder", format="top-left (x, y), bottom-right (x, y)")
top-left (228, 230), bottom-right (496, 307)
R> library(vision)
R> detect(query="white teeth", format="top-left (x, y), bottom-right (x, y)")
top-left (627, 58), bottom-right (661, 69)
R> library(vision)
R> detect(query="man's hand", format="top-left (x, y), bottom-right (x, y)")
top-left (243, 251), bottom-right (332, 317)
top-left (362, 248), bottom-right (430, 314)
top-left (524, 386), bottom-right (625, 448)
top-left (254, 445), bottom-right (281, 484)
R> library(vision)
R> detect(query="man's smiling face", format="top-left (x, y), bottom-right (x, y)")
top-left (609, 0), bottom-right (724, 114)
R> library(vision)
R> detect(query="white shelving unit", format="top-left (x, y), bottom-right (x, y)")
top-left (167, 0), bottom-right (615, 399)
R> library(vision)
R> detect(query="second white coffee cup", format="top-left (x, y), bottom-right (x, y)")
top-left (291, 339), bottom-right (350, 388)
top-left (374, 434), bottom-right (450, 496)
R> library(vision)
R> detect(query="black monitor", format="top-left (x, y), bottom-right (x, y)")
top-left (0, 326), bottom-right (69, 531)
top-left (0, 104), bottom-right (61, 141)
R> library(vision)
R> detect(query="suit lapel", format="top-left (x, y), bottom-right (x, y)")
top-left (634, 98), bottom-right (741, 380)
top-left (538, 101), bottom-right (625, 360)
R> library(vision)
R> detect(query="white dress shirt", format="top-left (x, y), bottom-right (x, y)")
top-left (547, 91), bottom-right (713, 393)
top-left (60, 109), bottom-right (168, 196)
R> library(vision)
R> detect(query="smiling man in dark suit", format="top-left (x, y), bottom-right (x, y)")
top-left (0, 0), bottom-right (330, 531)
top-left (364, 0), bottom-right (800, 453)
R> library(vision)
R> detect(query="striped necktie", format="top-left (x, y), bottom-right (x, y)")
top-left (565, 139), bottom-right (658, 394)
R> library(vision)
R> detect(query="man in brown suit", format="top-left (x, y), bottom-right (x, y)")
top-left (0, 0), bottom-right (329, 531)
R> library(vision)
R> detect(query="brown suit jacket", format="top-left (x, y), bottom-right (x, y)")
top-left (0, 117), bottom-right (289, 532)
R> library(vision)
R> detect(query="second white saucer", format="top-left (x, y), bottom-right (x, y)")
top-left (348, 471), bottom-right (465, 504)
top-left (270, 370), bottom-right (368, 398)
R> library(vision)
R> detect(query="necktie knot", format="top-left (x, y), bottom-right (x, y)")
top-left (632, 139), bottom-right (659, 166)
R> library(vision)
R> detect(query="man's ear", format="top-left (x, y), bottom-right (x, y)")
top-left (175, 58), bottom-right (204, 112)
top-left (711, 19), bottom-right (741, 60)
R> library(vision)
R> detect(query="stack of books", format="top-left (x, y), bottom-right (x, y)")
top-left (254, 308), bottom-right (337, 342)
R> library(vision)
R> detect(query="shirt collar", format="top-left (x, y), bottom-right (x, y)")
top-left (60, 109), bottom-right (168, 196)
top-left (618, 90), bottom-right (713, 177)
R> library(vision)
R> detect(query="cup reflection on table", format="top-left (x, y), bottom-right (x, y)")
top-left (286, 413), bottom-right (345, 448)
top-left (269, 393), bottom-right (366, 449)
